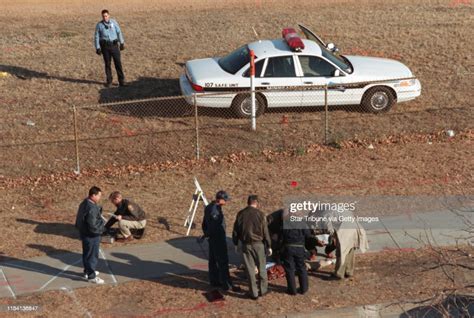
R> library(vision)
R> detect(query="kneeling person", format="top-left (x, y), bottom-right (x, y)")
top-left (107, 191), bottom-right (146, 242)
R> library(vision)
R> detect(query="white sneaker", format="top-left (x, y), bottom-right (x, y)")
top-left (88, 276), bottom-right (104, 284)
top-left (84, 271), bottom-right (100, 279)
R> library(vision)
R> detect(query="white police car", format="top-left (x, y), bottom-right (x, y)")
top-left (179, 24), bottom-right (421, 118)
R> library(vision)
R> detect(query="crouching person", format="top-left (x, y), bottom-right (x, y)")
top-left (107, 191), bottom-right (146, 242)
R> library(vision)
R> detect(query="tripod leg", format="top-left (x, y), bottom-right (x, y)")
top-left (187, 192), bottom-right (201, 236)
top-left (184, 189), bottom-right (199, 226)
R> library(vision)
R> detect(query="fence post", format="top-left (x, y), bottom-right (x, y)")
top-left (250, 49), bottom-right (256, 131)
top-left (72, 105), bottom-right (81, 174)
top-left (324, 85), bottom-right (329, 145)
top-left (193, 93), bottom-right (200, 160)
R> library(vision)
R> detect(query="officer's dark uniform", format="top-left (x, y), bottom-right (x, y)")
top-left (202, 200), bottom-right (232, 290)
top-left (281, 227), bottom-right (312, 295)
top-left (267, 209), bottom-right (284, 263)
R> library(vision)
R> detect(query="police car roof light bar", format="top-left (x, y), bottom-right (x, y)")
top-left (282, 27), bottom-right (305, 52)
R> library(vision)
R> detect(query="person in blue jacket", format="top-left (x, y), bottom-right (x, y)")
top-left (94, 9), bottom-right (126, 87)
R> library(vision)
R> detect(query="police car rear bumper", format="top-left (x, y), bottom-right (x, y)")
top-left (179, 74), bottom-right (194, 105)
top-left (179, 74), bottom-right (235, 108)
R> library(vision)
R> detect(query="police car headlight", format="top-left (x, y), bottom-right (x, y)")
top-left (395, 79), bottom-right (416, 87)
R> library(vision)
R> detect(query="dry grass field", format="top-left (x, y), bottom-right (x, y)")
top-left (0, 0), bottom-right (473, 316)
top-left (0, 0), bottom-right (472, 176)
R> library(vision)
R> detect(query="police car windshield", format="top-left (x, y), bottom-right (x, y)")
top-left (321, 49), bottom-right (352, 73)
top-left (218, 45), bottom-right (251, 75)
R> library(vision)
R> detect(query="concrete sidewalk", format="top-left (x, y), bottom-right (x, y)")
top-left (0, 210), bottom-right (471, 300)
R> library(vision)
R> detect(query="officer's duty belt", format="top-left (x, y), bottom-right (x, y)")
top-left (100, 40), bottom-right (118, 46)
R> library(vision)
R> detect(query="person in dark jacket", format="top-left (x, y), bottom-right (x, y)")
top-left (266, 209), bottom-right (284, 263)
top-left (232, 195), bottom-right (272, 300)
top-left (106, 191), bottom-right (146, 242)
top-left (281, 219), bottom-right (312, 295)
top-left (202, 190), bottom-right (234, 291)
top-left (75, 186), bottom-right (105, 284)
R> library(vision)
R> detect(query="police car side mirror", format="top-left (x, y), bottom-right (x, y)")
top-left (333, 69), bottom-right (341, 77)
top-left (327, 43), bottom-right (339, 52)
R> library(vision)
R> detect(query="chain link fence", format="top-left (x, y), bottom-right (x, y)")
top-left (1, 77), bottom-right (472, 178)
top-left (0, 108), bottom-right (76, 177)
top-left (73, 97), bottom-right (196, 173)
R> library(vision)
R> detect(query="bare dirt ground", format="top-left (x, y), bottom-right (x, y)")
top-left (0, 0), bottom-right (473, 177)
top-left (1, 133), bottom-right (472, 259)
top-left (0, 0), bottom-right (473, 317)
top-left (1, 247), bottom-right (473, 317)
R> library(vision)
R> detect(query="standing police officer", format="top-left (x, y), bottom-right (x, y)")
top-left (281, 224), bottom-right (312, 295)
top-left (202, 191), bottom-right (234, 291)
top-left (94, 9), bottom-right (126, 87)
top-left (232, 195), bottom-right (272, 300)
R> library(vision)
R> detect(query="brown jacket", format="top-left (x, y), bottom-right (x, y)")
top-left (232, 206), bottom-right (271, 247)
top-left (115, 199), bottom-right (146, 221)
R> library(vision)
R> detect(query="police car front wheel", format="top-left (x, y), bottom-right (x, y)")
top-left (361, 86), bottom-right (396, 113)
top-left (231, 93), bottom-right (266, 118)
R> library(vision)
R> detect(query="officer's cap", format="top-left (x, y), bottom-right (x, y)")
top-left (216, 190), bottom-right (230, 201)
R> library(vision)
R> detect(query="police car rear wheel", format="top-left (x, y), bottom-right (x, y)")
top-left (232, 94), bottom-right (266, 118)
top-left (361, 86), bottom-right (395, 113)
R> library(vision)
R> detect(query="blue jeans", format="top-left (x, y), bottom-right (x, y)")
top-left (80, 235), bottom-right (100, 279)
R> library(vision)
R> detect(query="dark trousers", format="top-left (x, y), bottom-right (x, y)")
top-left (80, 235), bottom-right (100, 279)
top-left (101, 43), bottom-right (124, 85)
top-left (282, 246), bottom-right (308, 295)
top-left (325, 234), bottom-right (337, 256)
top-left (208, 236), bottom-right (232, 289)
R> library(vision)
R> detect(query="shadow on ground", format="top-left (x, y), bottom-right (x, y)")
top-left (399, 294), bottom-right (474, 317)
top-left (0, 238), bottom-right (233, 294)
top-left (97, 77), bottom-right (237, 119)
top-left (97, 77), bottom-right (194, 118)
top-left (0, 64), bottom-right (103, 85)
top-left (16, 218), bottom-right (79, 240)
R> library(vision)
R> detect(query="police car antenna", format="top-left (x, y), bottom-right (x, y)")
top-left (252, 27), bottom-right (260, 41)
